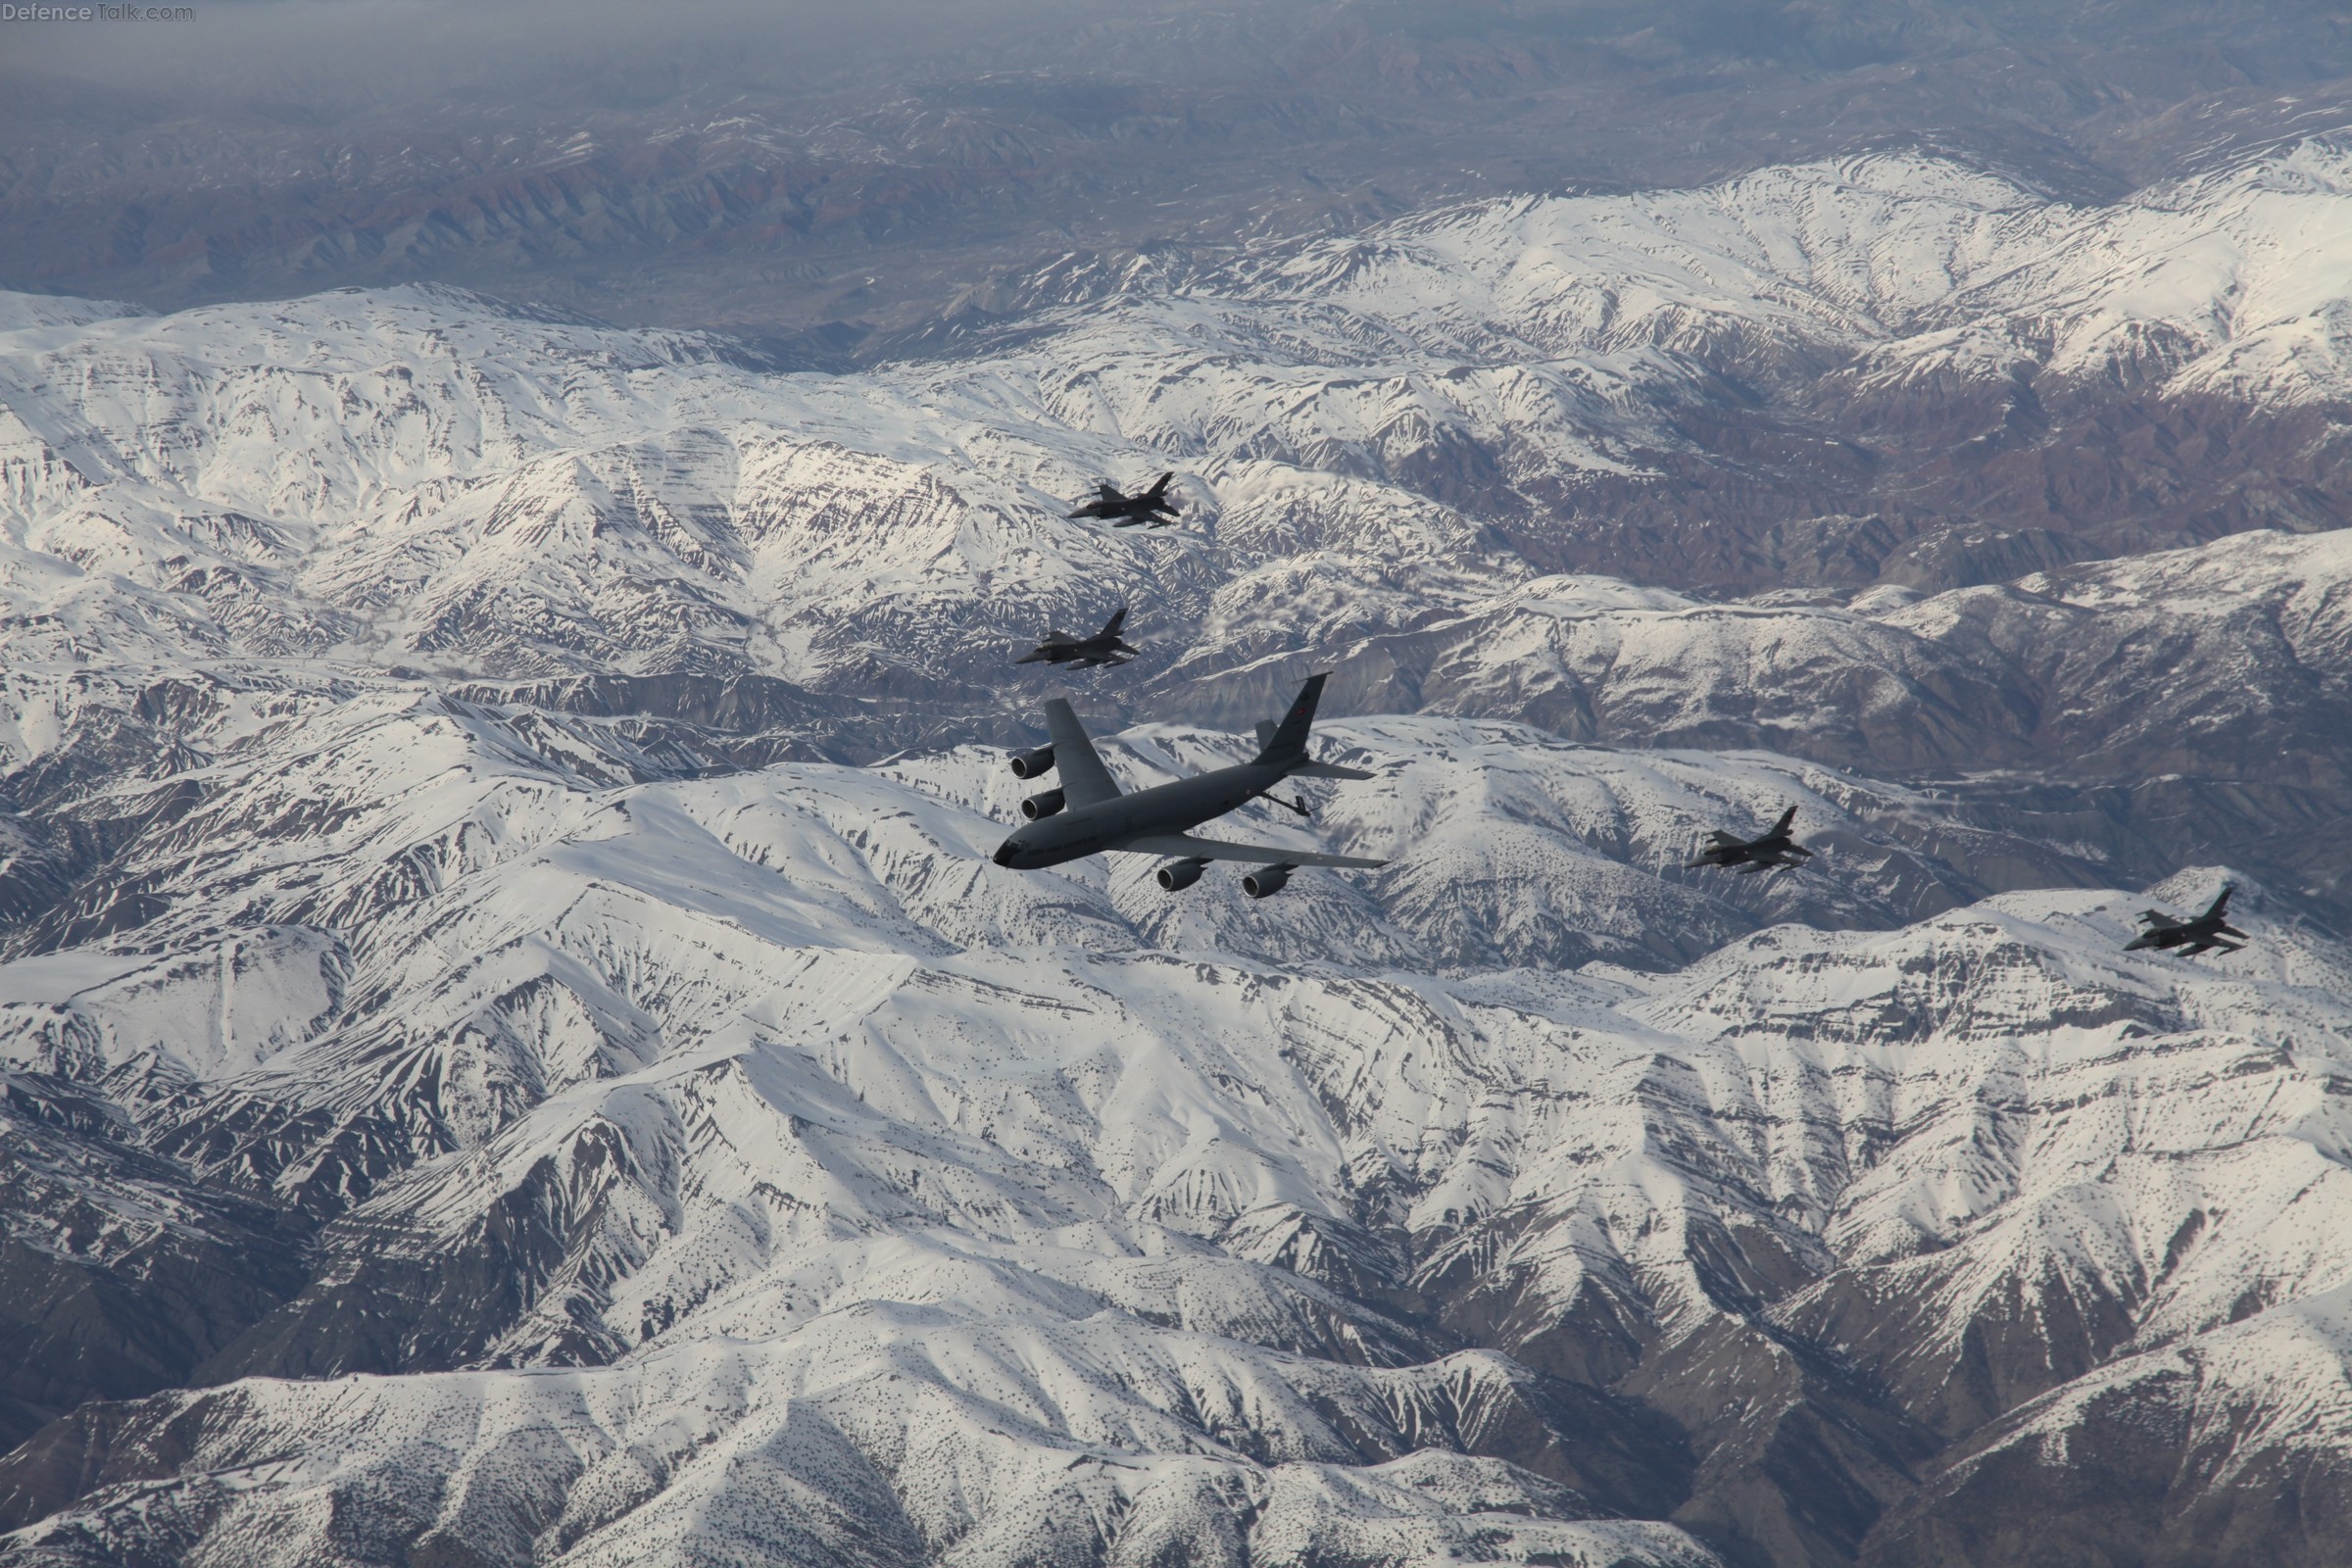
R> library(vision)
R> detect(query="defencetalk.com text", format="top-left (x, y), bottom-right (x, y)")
top-left (2, 4), bottom-right (194, 18)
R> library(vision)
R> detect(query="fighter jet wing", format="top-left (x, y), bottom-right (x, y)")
top-left (1123, 833), bottom-right (1386, 869)
top-left (1041, 699), bottom-right (1122, 808)
top-left (2179, 936), bottom-right (2243, 957)
top-left (1708, 830), bottom-right (1744, 847)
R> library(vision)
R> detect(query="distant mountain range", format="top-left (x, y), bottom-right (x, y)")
top-left (9, 0), bottom-right (2352, 336)
top-left (3, 142), bottom-right (2352, 1568)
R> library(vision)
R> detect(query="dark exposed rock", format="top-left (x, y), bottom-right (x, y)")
top-left (1627, 1320), bottom-right (1937, 1568)
top-left (0, 1076), bottom-right (307, 1452)
top-left (1778, 1256), bottom-right (2144, 1443)
top-left (1860, 1363), bottom-right (2352, 1568)
top-left (0, 1387), bottom-right (261, 1536)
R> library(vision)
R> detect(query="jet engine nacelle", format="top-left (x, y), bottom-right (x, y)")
top-left (1020, 790), bottom-right (1066, 820)
top-left (1008, 746), bottom-right (1055, 779)
top-left (1241, 863), bottom-right (1297, 900)
top-left (1154, 857), bottom-right (1210, 891)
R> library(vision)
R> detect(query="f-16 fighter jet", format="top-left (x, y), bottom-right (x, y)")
top-left (2125, 887), bottom-right (2248, 957)
top-left (1685, 806), bottom-right (1813, 874)
top-left (993, 672), bottom-right (1386, 897)
top-left (1015, 607), bottom-right (1139, 669)
top-left (1067, 471), bottom-right (1179, 526)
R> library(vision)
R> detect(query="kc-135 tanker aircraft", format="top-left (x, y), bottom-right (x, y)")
top-left (994, 672), bottom-right (1387, 896)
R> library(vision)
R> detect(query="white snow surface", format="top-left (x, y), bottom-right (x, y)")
top-left (7, 145), bottom-right (2352, 1566)
top-left (4, 681), bottom-right (2352, 1564)
top-left (6, 145), bottom-right (2352, 689)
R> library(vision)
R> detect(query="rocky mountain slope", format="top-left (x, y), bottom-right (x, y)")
top-left (6, 145), bottom-right (2352, 1567)
top-left (8, 143), bottom-right (2352, 913)
top-left (0, 683), bottom-right (2347, 1564)
top-left (14, 142), bottom-right (2352, 629)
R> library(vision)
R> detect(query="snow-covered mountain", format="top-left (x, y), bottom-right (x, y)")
top-left (8, 144), bottom-right (2352, 691)
top-left (8, 153), bottom-right (2352, 919)
top-left (7, 145), bottom-right (2352, 1568)
top-left (2, 685), bottom-right (2348, 1565)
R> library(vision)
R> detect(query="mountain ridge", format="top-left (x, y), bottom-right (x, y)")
top-left (7, 141), bottom-right (2352, 1566)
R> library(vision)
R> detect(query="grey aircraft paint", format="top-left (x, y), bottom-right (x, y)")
top-left (1685, 805), bottom-right (1813, 873)
top-left (992, 672), bottom-right (1385, 875)
top-left (1066, 471), bottom-right (1180, 526)
top-left (1015, 606), bottom-right (1138, 668)
top-left (2124, 886), bottom-right (2248, 956)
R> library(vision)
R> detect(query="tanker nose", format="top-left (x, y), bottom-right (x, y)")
top-left (993, 841), bottom-right (1019, 867)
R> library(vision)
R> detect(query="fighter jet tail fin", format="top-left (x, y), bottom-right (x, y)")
top-left (1771, 806), bottom-right (1798, 838)
top-left (1146, 471), bottom-right (1172, 499)
top-left (1101, 606), bottom-right (1127, 637)
top-left (1251, 673), bottom-right (1329, 765)
top-left (1041, 699), bottom-right (1121, 808)
top-left (2202, 887), bottom-right (2234, 922)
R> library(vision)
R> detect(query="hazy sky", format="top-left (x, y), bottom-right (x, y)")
top-left (9, 0), bottom-right (2351, 333)
top-left (8, 0), bottom-right (1139, 106)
